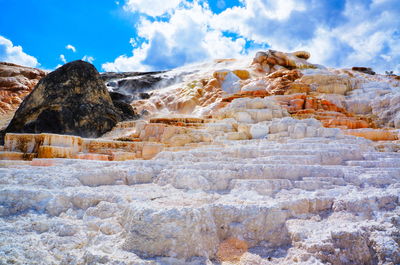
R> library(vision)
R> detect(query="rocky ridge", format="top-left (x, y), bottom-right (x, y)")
top-left (0, 50), bottom-right (399, 264)
top-left (0, 62), bottom-right (46, 129)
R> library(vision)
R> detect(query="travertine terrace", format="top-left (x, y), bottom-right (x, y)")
top-left (0, 50), bottom-right (399, 264)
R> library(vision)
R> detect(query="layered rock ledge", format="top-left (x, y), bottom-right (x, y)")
top-left (0, 62), bottom-right (46, 129)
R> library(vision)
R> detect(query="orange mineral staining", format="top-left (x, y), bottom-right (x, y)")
top-left (344, 128), bottom-right (399, 141)
top-left (0, 133), bottom-right (164, 161)
top-left (132, 77), bottom-right (224, 115)
top-left (0, 62), bottom-right (46, 117)
top-left (216, 238), bottom-right (249, 262)
top-left (274, 93), bottom-right (371, 129)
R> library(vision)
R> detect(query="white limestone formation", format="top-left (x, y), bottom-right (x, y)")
top-left (0, 51), bottom-right (399, 264)
top-left (1, 130), bottom-right (399, 264)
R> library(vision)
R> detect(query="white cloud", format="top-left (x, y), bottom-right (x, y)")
top-left (124, 0), bottom-right (183, 17)
top-left (209, 0), bottom-right (400, 72)
top-left (212, 0), bottom-right (400, 73)
top-left (339, 4), bottom-right (399, 72)
top-left (82, 55), bottom-right (95, 64)
top-left (66, 44), bottom-right (76, 52)
top-left (102, 42), bottom-right (151, 72)
top-left (103, 1), bottom-right (245, 72)
top-left (60, 54), bottom-right (67, 64)
top-left (129, 38), bottom-right (138, 48)
top-left (212, 0), bottom-right (336, 49)
top-left (104, 0), bottom-right (400, 73)
top-left (0, 35), bottom-right (39, 67)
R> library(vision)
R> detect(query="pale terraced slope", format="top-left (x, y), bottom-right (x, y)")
top-left (0, 50), bottom-right (400, 264)
top-left (1, 136), bottom-right (399, 264)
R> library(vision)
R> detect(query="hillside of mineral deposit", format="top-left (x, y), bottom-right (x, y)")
top-left (0, 50), bottom-right (400, 265)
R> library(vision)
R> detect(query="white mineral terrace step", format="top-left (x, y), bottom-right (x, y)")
top-left (0, 136), bottom-right (399, 264)
top-left (346, 159), bottom-right (400, 168)
top-left (2, 133), bottom-right (165, 161)
top-left (0, 160), bottom-right (31, 167)
top-left (362, 152), bottom-right (400, 160)
top-left (4, 133), bottom-right (82, 153)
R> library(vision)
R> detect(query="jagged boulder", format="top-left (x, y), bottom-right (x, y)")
top-left (3, 60), bottom-right (130, 141)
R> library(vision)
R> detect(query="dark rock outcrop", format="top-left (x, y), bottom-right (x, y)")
top-left (352, 67), bottom-right (376, 75)
top-left (101, 71), bottom-right (164, 91)
top-left (139, 92), bottom-right (151, 99)
top-left (3, 60), bottom-right (132, 142)
top-left (109, 91), bottom-right (140, 120)
top-left (100, 71), bottom-right (165, 82)
top-left (113, 100), bottom-right (139, 121)
top-left (101, 71), bottom-right (164, 101)
top-left (101, 70), bottom-right (189, 103)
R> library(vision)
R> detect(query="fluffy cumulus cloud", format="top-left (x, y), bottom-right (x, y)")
top-left (66, 44), bottom-right (76, 52)
top-left (213, 0), bottom-right (400, 72)
top-left (103, 1), bottom-right (245, 72)
top-left (60, 54), bottom-right (67, 63)
top-left (0, 35), bottom-right (39, 67)
top-left (82, 55), bottom-right (95, 64)
top-left (103, 0), bottom-right (400, 73)
top-left (124, 0), bottom-right (183, 17)
top-left (59, 54), bottom-right (95, 65)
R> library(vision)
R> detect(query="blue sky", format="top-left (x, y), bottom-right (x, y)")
top-left (0, 0), bottom-right (399, 73)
